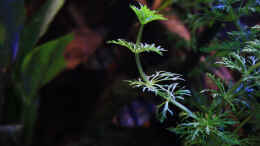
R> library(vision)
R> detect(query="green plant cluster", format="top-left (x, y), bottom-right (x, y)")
top-left (108, 2), bottom-right (260, 146)
top-left (0, 1), bottom-right (259, 146)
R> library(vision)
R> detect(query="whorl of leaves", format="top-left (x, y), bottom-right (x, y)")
top-left (130, 3), bottom-right (167, 25)
top-left (126, 71), bottom-right (194, 122)
top-left (168, 112), bottom-right (239, 146)
top-left (107, 39), bottom-right (166, 55)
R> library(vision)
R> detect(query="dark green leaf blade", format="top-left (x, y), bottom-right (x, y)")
top-left (21, 33), bottom-right (73, 97)
top-left (19, 0), bottom-right (65, 60)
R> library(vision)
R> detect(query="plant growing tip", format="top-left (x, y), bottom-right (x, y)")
top-left (130, 3), bottom-right (167, 25)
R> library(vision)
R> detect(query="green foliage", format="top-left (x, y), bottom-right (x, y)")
top-left (0, 1), bottom-right (70, 145)
top-left (200, 41), bottom-right (239, 53)
top-left (217, 53), bottom-right (247, 73)
top-left (168, 112), bottom-right (239, 146)
top-left (127, 71), bottom-right (184, 95)
top-left (108, 39), bottom-right (166, 55)
top-left (243, 39), bottom-right (260, 55)
top-left (216, 26), bottom-right (260, 81)
top-left (130, 3), bottom-right (167, 25)
top-left (20, 34), bottom-right (73, 100)
top-left (174, 0), bottom-right (260, 50)
top-left (206, 73), bottom-right (226, 96)
top-left (109, 2), bottom-right (260, 146)
top-left (127, 71), bottom-right (193, 122)
top-left (198, 26), bottom-right (260, 146)
top-left (109, 3), bottom-right (196, 124)
top-left (19, 0), bottom-right (65, 61)
top-left (3, 0), bottom-right (259, 146)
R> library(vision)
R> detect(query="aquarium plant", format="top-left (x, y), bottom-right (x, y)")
top-left (0, 0), bottom-right (73, 145)
top-left (108, 2), bottom-right (260, 146)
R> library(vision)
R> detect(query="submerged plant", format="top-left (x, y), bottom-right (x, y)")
top-left (0, 1), bottom-right (72, 145)
top-left (109, 2), bottom-right (260, 146)
top-left (108, 3), bottom-right (197, 123)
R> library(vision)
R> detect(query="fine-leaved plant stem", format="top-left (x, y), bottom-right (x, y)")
top-left (151, 88), bottom-right (198, 119)
top-left (136, 24), bottom-right (144, 44)
top-left (225, 57), bottom-right (260, 134)
top-left (135, 55), bottom-right (148, 82)
top-left (157, 90), bottom-right (197, 119)
top-left (135, 24), bottom-right (148, 82)
top-left (226, 61), bottom-right (260, 100)
top-left (134, 24), bottom-right (197, 120)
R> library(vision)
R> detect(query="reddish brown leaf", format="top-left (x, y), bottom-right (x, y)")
top-left (204, 74), bottom-right (219, 91)
top-left (201, 55), bottom-right (234, 90)
top-left (160, 14), bottom-right (191, 41)
top-left (64, 27), bottom-right (103, 69)
top-left (136, 0), bottom-right (147, 5)
top-left (152, 0), bottom-right (163, 10)
top-left (213, 67), bottom-right (234, 84)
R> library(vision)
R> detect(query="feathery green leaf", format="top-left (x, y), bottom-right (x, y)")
top-left (108, 39), bottom-right (166, 55)
top-left (130, 3), bottom-right (167, 25)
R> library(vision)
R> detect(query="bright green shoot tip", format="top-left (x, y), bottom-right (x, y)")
top-left (130, 3), bottom-right (167, 25)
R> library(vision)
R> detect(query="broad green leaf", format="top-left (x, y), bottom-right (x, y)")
top-left (19, 0), bottom-right (65, 60)
top-left (21, 33), bottom-right (73, 98)
top-left (130, 3), bottom-right (167, 25)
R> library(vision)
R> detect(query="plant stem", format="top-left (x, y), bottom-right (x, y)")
top-left (135, 24), bottom-right (148, 82)
top-left (226, 61), bottom-right (260, 99)
top-left (134, 24), bottom-right (197, 119)
top-left (226, 60), bottom-right (260, 134)
top-left (157, 90), bottom-right (198, 120)
top-left (136, 24), bottom-right (144, 44)
top-left (225, 79), bottom-right (243, 99)
top-left (248, 61), bottom-right (260, 74)
top-left (172, 100), bottom-right (198, 119)
top-left (135, 55), bottom-right (148, 82)
top-left (21, 99), bottom-right (37, 146)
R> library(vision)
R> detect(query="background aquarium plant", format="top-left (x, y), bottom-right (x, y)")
top-left (0, 0), bottom-right (73, 145)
